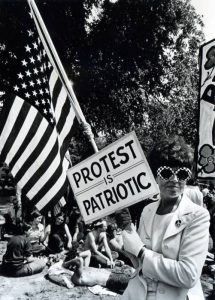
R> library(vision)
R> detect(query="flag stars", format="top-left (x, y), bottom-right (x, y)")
top-left (48, 62), bottom-right (52, 69)
top-left (27, 29), bottom-right (34, 37)
top-left (40, 65), bottom-right (44, 73)
top-left (35, 100), bottom-right (39, 106)
top-left (25, 45), bottom-right (31, 52)
top-left (25, 70), bottom-right (32, 77)
top-left (33, 68), bottom-right (39, 75)
top-left (14, 85), bottom-right (19, 91)
top-left (39, 89), bottom-right (44, 95)
top-left (41, 99), bottom-right (46, 104)
top-left (36, 79), bottom-right (41, 85)
top-left (21, 59), bottom-right (28, 67)
top-left (21, 83), bottom-right (27, 89)
top-left (29, 80), bottom-right (35, 87)
top-left (30, 57), bottom-right (35, 64)
top-left (45, 88), bottom-right (49, 94)
top-left (37, 54), bottom-right (42, 62)
top-left (18, 73), bottom-right (24, 79)
top-left (43, 108), bottom-right (47, 114)
top-left (32, 42), bottom-right (38, 49)
top-left (33, 90), bottom-right (37, 96)
top-left (25, 92), bottom-right (30, 98)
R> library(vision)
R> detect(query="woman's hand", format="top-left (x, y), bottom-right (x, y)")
top-left (106, 258), bottom-right (115, 268)
top-left (122, 224), bottom-right (144, 257)
top-left (67, 242), bottom-right (72, 250)
top-left (115, 208), bottom-right (132, 230)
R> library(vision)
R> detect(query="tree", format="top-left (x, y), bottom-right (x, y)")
top-left (0, 0), bottom-right (205, 159)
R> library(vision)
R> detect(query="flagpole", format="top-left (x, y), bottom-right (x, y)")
top-left (27, 0), bottom-right (98, 153)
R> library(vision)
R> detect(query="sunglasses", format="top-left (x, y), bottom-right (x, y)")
top-left (157, 166), bottom-right (191, 182)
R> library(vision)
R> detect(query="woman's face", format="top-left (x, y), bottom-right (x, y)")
top-left (34, 216), bottom-right (42, 225)
top-left (156, 166), bottom-right (191, 201)
top-left (56, 215), bottom-right (64, 224)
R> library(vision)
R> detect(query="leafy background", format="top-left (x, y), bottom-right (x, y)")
top-left (0, 0), bottom-right (205, 163)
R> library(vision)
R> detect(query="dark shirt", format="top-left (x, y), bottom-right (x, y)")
top-left (3, 235), bottom-right (32, 271)
top-left (50, 223), bottom-right (65, 240)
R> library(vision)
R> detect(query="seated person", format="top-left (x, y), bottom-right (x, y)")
top-left (68, 206), bottom-right (86, 243)
top-left (83, 220), bottom-right (115, 268)
top-left (48, 256), bottom-right (134, 294)
top-left (27, 211), bottom-right (46, 255)
top-left (64, 241), bottom-right (91, 268)
top-left (106, 223), bottom-right (132, 266)
top-left (2, 213), bottom-right (17, 237)
top-left (2, 223), bottom-right (47, 277)
top-left (45, 212), bottom-right (72, 254)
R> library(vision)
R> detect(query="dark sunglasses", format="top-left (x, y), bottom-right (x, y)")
top-left (157, 166), bottom-right (191, 182)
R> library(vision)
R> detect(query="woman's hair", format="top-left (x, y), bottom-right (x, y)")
top-left (148, 135), bottom-right (194, 177)
top-left (30, 210), bottom-right (42, 220)
top-left (106, 223), bottom-right (117, 239)
top-left (14, 222), bottom-right (31, 235)
top-left (55, 212), bottom-right (65, 221)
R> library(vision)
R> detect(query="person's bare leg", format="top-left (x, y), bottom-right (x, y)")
top-left (79, 250), bottom-right (91, 267)
top-left (71, 257), bottom-right (111, 287)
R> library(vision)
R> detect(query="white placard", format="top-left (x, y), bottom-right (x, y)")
top-left (67, 131), bottom-right (159, 223)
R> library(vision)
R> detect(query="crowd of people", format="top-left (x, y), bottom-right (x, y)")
top-left (0, 135), bottom-right (214, 300)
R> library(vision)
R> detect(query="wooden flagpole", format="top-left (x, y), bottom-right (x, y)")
top-left (27, 0), bottom-right (98, 153)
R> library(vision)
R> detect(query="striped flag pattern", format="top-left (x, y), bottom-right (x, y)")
top-left (0, 11), bottom-right (78, 213)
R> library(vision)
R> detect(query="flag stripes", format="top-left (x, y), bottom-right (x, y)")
top-left (0, 94), bottom-right (71, 212)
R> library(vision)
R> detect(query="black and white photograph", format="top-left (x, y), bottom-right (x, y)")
top-left (0, 0), bottom-right (214, 299)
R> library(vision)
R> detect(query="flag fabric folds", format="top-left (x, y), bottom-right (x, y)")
top-left (0, 10), bottom-right (77, 212)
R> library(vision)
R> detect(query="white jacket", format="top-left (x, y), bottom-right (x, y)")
top-left (121, 195), bottom-right (210, 300)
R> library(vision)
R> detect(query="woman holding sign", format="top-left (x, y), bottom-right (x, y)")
top-left (116, 135), bottom-right (209, 300)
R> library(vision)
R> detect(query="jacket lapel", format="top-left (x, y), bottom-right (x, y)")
top-left (163, 194), bottom-right (194, 240)
top-left (142, 194), bottom-right (194, 241)
top-left (142, 200), bottom-right (160, 239)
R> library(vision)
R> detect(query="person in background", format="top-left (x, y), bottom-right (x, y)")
top-left (2, 223), bottom-right (46, 277)
top-left (184, 178), bottom-right (204, 206)
top-left (27, 211), bottom-right (46, 256)
top-left (204, 187), bottom-right (215, 253)
top-left (2, 212), bottom-right (16, 237)
top-left (116, 135), bottom-right (210, 300)
top-left (48, 255), bottom-right (134, 293)
top-left (106, 223), bottom-right (132, 266)
top-left (83, 219), bottom-right (115, 268)
top-left (45, 212), bottom-right (72, 254)
top-left (68, 206), bottom-right (85, 243)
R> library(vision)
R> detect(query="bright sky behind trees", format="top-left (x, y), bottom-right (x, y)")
top-left (191, 0), bottom-right (215, 42)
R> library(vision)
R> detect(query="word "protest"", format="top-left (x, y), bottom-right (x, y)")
top-left (72, 140), bottom-right (136, 188)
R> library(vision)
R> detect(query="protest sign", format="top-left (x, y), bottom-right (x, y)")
top-left (67, 131), bottom-right (159, 223)
top-left (197, 39), bottom-right (215, 181)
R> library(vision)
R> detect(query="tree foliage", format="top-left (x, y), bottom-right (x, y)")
top-left (0, 0), bottom-right (205, 161)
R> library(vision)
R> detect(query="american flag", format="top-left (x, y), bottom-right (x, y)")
top-left (0, 11), bottom-right (78, 213)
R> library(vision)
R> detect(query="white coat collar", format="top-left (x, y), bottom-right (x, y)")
top-left (142, 194), bottom-right (194, 240)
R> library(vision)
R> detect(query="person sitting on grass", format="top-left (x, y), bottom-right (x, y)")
top-left (106, 223), bottom-right (132, 266)
top-left (45, 212), bottom-right (72, 254)
top-left (2, 223), bottom-right (47, 277)
top-left (83, 219), bottom-right (115, 268)
top-left (27, 211), bottom-right (46, 256)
